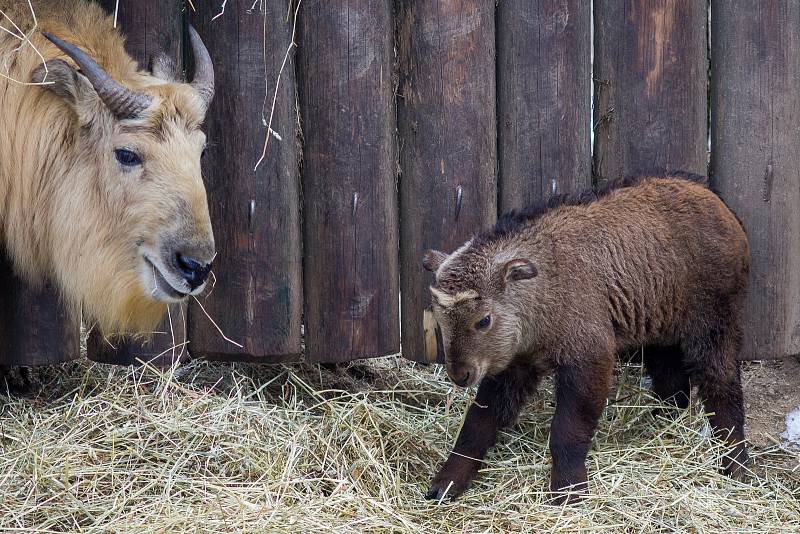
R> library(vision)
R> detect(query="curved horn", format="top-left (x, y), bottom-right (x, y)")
top-left (42, 32), bottom-right (151, 119)
top-left (188, 26), bottom-right (214, 110)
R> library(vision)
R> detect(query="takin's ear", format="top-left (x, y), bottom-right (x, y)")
top-left (423, 249), bottom-right (448, 272)
top-left (31, 60), bottom-right (98, 121)
top-left (150, 53), bottom-right (178, 82)
top-left (503, 258), bottom-right (537, 283)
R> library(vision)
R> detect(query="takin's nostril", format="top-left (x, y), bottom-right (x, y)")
top-left (175, 252), bottom-right (212, 290)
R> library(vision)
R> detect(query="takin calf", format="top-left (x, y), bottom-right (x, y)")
top-left (423, 174), bottom-right (750, 504)
top-left (0, 0), bottom-right (215, 334)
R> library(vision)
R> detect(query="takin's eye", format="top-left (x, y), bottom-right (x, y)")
top-left (475, 314), bottom-right (491, 331)
top-left (114, 148), bottom-right (142, 167)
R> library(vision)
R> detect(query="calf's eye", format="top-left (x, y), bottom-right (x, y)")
top-left (475, 314), bottom-right (491, 330)
top-left (114, 148), bottom-right (142, 167)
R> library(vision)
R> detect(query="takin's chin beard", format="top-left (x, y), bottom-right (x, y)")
top-left (78, 270), bottom-right (171, 337)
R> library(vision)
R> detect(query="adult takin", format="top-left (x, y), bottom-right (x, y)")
top-left (422, 174), bottom-right (750, 503)
top-left (0, 0), bottom-right (216, 334)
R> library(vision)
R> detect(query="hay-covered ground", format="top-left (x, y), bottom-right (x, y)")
top-left (0, 356), bottom-right (798, 533)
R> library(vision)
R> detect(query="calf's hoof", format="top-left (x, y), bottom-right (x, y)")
top-left (549, 474), bottom-right (588, 505)
top-left (425, 461), bottom-right (478, 501)
top-left (549, 489), bottom-right (585, 506)
top-left (722, 445), bottom-right (749, 480)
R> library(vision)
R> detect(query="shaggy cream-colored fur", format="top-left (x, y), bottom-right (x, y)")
top-left (0, 0), bottom-right (213, 333)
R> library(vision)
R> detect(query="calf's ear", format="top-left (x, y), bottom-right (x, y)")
top-left (31, 59), bottom-right (98, 123)
top-left (504, 259), bottom-right (537, 282)
top-left (423, 249), bottom-right (448, 272)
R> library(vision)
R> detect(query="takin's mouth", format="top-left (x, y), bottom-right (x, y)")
top-left (143, 254), bottom-right (191, 302)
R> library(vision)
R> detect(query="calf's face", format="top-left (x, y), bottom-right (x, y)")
top-left (423, 248), bottom-right (538, 387)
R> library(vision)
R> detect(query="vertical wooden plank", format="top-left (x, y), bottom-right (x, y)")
top-left (0, 259), bottom-right (79, 366)
top-left (497, 0), bottom-right (591, 212)
top-left (87, 0), bottom-right (187, 366)
top-left (397, 0), bottom-right (497, 362)
top-left (711, 2), bottom-right (800, 360)
top-left (298, 1), bottom-right (399, 362)
top-left (98, 0), bottom-right (183, 67)
top-left (187, 1), bottom-right (302, 362)
top-left (593, 1), bottom-right (707, 181)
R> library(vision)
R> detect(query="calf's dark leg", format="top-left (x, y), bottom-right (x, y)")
top-left (699, 364), bottom-right (747, 476)
top-left (683, 323), bottom-right (748, 476)
top-left (425, 361), bottom-right (540, 500)
top-left (549, 354), bottom-right (613, 504)
top-left (642, 345), bottom-right (690, 409)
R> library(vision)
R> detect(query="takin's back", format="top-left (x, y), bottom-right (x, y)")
top-left (537, 176), bottom-right (750, 349)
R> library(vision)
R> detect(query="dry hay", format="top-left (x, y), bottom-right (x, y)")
top-left (0, 357), bottom-right (798, 533)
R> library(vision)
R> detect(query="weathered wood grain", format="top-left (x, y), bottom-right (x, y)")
top-left (397, 0), bottom-right (497, 362)
top-left (98, 0), bottom-right (182, 68)
top-left (188, 1), bottom-right (303, 362)
top-left (497, 0), bottom-right (591, 211)
top-left (711, 1), bottom-right (800, 360)
top-left (593, 1), bottom-right (707, 181)
top-left (298, 0), bottom-right (399, 362)
top-left (0, 258), bottom-right (79, 366)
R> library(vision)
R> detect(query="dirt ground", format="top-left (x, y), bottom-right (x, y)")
top-left (742, 357), bottom-right (800, 456)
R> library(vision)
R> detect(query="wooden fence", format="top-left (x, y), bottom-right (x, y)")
top-left (1, 0), bottom-right (797, 367)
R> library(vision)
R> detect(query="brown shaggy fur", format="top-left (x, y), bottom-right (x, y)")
top-left (423, 174), bottom-right (750, 503)
top-left (0, 0), bottom-right (214, 334)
